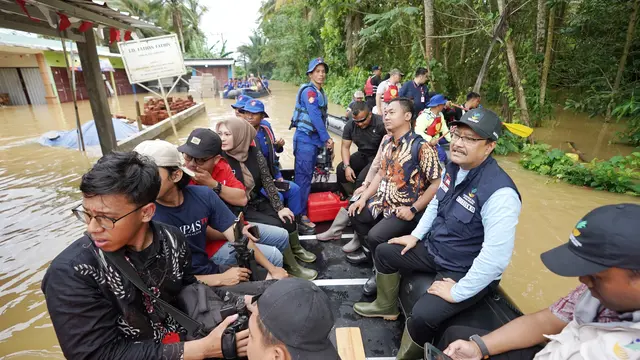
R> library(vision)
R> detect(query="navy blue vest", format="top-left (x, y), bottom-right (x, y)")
top-left (426, 156), bottom-right (520, 272)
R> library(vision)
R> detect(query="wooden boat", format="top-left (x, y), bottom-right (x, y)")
top-left (206, 167), bottom-right (522, 357)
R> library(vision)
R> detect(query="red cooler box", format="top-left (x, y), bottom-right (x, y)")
top-left (307, 192), bottom-right (349, 223)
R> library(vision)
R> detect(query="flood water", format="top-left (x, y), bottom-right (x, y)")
top-left (0, 81), bottom-right (637, 358)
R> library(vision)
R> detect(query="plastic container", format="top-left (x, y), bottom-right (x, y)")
top-left (307, 192), bottom-right (349, 223)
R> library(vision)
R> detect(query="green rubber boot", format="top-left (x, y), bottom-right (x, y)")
top-left (289, 231), bottom-right (317, 263)
top-left (396, 325), bottom-right (424, 359)
top-left (353, 272), bottom-right (400, 320)
top-left (283, 246), bottom-right (318, 280)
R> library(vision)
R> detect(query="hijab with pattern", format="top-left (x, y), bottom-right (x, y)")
top-left (215, 118), bottom-right (256, 196)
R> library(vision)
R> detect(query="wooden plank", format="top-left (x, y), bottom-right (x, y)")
top-left (76, 30), bottom-right (117, 154)
top-left (37, 0), bottom-right (136, 30)
top-left (0, 12), bottom-right (85, 42)
top-left (336, 327), bottom-right (366, 360)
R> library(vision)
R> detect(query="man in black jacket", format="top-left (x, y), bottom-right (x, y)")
top-left (42, 152), bottom-right (247, 360)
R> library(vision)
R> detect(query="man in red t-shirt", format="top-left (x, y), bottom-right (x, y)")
top-left (178, 128), bottom-right (304, 276)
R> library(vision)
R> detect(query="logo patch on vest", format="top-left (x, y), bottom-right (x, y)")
top-left (440, 173), bottom-right (451, 193)
top-left (456, 195), bottom-right (476, 214)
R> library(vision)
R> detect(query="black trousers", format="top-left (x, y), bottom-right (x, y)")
top-left (244, 199), bottom-right (297, 233)
top-left (350, 207), bottom-right (422, 255)
top-left (437, 326), bottom-right (544, 359)
top-left (336, 151), bottom-right (374, 192)
top-left (375, 243), bottom-right (495, 345)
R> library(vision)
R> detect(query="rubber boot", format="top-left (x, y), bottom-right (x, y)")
top-left (342, 232), bottom-right (362, 253)
top-left (317, 207), bottom-right (350, 241)
top-left (353, 272), bottom-right (400, 320)
top-left (289, 231), bottom-right (317, 263)
top-left (283, 247), bottom-right (318, 280)
top-left (396, 325), bottom-right (424, 360)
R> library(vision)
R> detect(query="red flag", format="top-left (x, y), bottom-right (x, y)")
top-left (109, 28), bottom-right (120, 44)
top-left (78, 21), bottom-right (92, 32)
top-left (15, 0), bottom-right (39, 21)
top-left (58, 13), bottom-right (71, 31)
top-left (124, 30), bottom-right (132, 41)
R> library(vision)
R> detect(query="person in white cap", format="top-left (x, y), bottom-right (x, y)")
top-left (134, 140), bottom-right (288, 286)
top-left (346, 90), bottom-right (366, 117)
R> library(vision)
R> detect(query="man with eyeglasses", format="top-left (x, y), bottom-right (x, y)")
top-left (354, 108), bottom-right (522, 358)
top-left (336, 101), bottom-right (385, 196)
top-left (42, 152), bottom-right (248, 359)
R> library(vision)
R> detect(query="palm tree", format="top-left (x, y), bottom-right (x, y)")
top-left (237, 31), bottom-right (268, 74)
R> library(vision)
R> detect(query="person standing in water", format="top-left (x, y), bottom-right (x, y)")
top-left (289, 57), bottom-right (333, 233)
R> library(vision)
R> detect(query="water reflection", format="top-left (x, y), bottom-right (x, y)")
top-left (0, 81), bottom-right (637, 358)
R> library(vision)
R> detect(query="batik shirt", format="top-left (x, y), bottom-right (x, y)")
top-left (42, 221), bottom-right (196, 360)
top-left (368, 131), bottom-right (441, 218)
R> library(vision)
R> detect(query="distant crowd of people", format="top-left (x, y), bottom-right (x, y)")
top-left (39, 55), bottom-right (640, 360)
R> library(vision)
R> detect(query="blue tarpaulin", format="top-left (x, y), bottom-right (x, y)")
top-left (38, 119), bottom-right (139, 150)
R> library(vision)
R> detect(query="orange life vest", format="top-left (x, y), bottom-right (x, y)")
top-left (364, 76), bottom-right (374, 96)
top-left (383, 84), bottom-right (398, 102)
top-left (426, 116), bottom-right (443, 137)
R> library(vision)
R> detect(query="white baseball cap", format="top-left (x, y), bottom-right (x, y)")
top-left (134, 140), bottom-right (195, 177)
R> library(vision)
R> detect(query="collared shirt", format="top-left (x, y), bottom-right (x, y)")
top-left (255, 119), bottom-right (283, 179)
top-left (415, 109), bottom-right (451, 142)
top-left (550, 284), bottom-right (622, 324)
top-left (342, 114), bottom-right (386, 157)
top-left (41, 222), bottom-right (195, 360)
top-left (399, 80), bottom-right (429, 114)
top-left (368, 131), bottom-right (441, 218)
top-left (411, 169), bottom-right (521, 302)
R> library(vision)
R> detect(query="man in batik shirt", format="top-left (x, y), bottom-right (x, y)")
top-left (346, 97), bottom-right (441, 296)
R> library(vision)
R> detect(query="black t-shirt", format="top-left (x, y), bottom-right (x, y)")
top-left (342, 114), bottom-right (386, 157)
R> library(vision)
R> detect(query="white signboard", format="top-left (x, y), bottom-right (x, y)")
top-left (117, 34), bottom-right (186, 84)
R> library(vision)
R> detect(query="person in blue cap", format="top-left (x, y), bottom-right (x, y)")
top-left (231, 94), bottom-right (253, 118)
top-left (415, 94), bottom-right (451, 164)
top-left (289, 57), bottom-right (333, 232)
top-left (243, 99), bottom-right (314, 235)
top-left (261, 76), bottom-right (269, 90)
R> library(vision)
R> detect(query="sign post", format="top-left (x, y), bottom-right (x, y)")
top-left (118, 34), bottom-right (187, 137)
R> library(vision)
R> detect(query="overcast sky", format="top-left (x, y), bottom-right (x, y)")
top-left (200, 0), bottom-right (263, 59)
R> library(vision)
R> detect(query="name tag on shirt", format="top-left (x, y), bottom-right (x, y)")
top-left (456, 195), bottom-right (476, 214)
top-left (421, 96), bottom-right (425, 103)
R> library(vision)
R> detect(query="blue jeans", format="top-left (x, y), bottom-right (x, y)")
top-left (210, 222), bottom-right (288, 267)
top-left (293, 134), bottom-right (319, 216)
top-left (259, 180), bottom-right (303, 216)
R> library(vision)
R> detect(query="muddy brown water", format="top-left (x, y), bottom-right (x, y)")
top-left (0, 81), bottom-right (637, 358)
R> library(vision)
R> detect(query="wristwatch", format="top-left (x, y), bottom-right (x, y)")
top-left (410, 205), bottom-right (418, 214)
top-left (212, 182), bottom-right (222, 193)
top-left (343, 163), bottom-right (351, 170)
top-left (469, 334), bottom-right (490, 359)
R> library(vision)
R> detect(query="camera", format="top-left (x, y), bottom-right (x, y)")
top-left (220, 292), bottom-right (250, 360)
top-left (231, 213), bottom-right (260, 281)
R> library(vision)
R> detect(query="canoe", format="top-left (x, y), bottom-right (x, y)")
top-left (206, 168), bottom-right (521, 357)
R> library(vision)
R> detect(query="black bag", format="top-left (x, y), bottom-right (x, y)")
top-left (105, 250), bottom-right (216, 340)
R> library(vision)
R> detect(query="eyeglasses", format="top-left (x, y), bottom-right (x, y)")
top-left (183, 154), bottom-right (214, 165)
top-left (353, 113), bottom-right (371, 123)
top-left (451, 132), bottom-right (485, 145)
top-left (72, 204), bottom-right (145, 230)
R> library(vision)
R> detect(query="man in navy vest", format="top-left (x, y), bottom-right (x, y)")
top-left (353, 108), bottom-right (522, 359)
top-left (290, 57), bottom-right (333, 231)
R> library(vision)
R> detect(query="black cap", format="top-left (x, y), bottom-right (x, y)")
top-left (371, 65), bottom-right (381, 71)
top-left (257, 278), bottom-right (339, 360)
top-left (541, 204), bottom-right (640, 277)
top-left (177, 128), bottom-right (222, 159)
top-left (450, 108), bottom-right (502, 141)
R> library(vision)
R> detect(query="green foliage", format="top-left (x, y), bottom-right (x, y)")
top-left (494, 132), bottom-right (525, 156)
top-left (520, 144), bottom-right (640, 195)
top-left (324, 67), bottom-right (369, 107)
top-left (612, 97), bottom-right (640, 147)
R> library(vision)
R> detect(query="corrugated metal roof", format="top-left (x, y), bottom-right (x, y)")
top-left (184, 59), bottom-right (235, 66)
top-left (64, 0), bottom-right (160, 29)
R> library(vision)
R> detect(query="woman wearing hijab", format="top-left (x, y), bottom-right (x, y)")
top-left (215, 118), bottom-right (318, 280)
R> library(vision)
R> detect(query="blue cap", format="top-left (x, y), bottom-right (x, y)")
top-left (231, 94), bottom-right (253, 109)
top-left (307, 57), bottom-right (329, 74)
top-left (427, 94), bottom-right (447, 107)
top-left (243, 99), bottom-right (270, 118)
top-left (371, 65), bottom-right (381, 71)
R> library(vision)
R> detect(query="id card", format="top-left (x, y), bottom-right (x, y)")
top-left (421, 96), bottom-right (425, 103)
